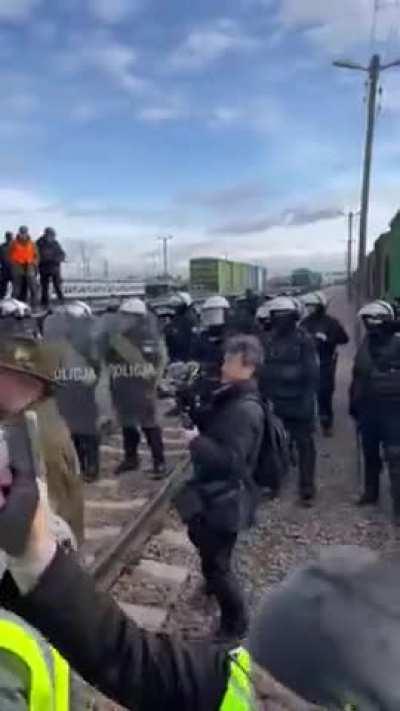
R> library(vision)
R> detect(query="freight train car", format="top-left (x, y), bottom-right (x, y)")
top-left (367, 211), bottom-right (400, 301)
top-left (190, 258), bottom-right (267, 296)
top-left (291, 269), bottom-right (322, 292)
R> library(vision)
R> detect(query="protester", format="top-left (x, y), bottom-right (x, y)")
top-left (8, 227), bottom-right (38, 308)
top-left (36, 228), bottom-right (65, 308)
top-left (0, 232), bottom-right (13, 299)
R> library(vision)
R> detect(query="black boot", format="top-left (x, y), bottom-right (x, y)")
top-left (84, 435), bottom-right (100, 483)
top-left (143, 427), bottom-right (167, 478)
top-left (357, 493), bottom-right (379, 506)
top-left (116, 427), bottom-right (140, 475)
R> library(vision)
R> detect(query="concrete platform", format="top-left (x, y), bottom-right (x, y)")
top-left (119, 602), bottom-right (167, 631)
top-left (156, 528), bottom-right (193, 550)
top-left (85, 525), bottom-right (121, 541)
top-left (85, 499), bottom-right (146, 512)
top-left (137, 559), bottom-right (189, 586)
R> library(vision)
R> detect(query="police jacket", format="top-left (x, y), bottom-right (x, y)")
top-left (350, 333), bottom-right (400, 416)
top-left (260, 327), bottom-right (319, 421)
top-left (165, 311), bottom-right (194, 362)
top-left (186, 380), bottom-right (264, 533)
top-left (36, 237), bottom-right (65, 269)
top-left (302, 313), bottom-right (349, 366)
top-left (0, 549), bottom-right (251, 711)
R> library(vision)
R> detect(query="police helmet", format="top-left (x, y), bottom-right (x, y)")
top-left (202, 295), bottom-right (230, 327)
top-left (119, 298), bottom-right (147, 316)
top-left (203, 295), bottom-right (230, 311)
top-left (61, 300), bottom-right (92, 318)
top-left (358, 300), bottom-right (394, 321)
top-left (302, 291), bottom-right (328, 308)
top-left (256, 301), bottom-right (272, 321)
top-left (169, 291), bottom-right (193, 308)
top-left (0, 299), bottom-right (31, 318)
top-left (269, 296), bottom-right (300, 316)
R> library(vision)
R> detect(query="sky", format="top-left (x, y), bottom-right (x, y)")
top-left (1, 0), bottom-right (400, 276)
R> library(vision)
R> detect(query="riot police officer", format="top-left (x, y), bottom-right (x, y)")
top-left (255, 300), bottom-right (272, 336)
top-left (164, 292), bottom-right (195, 363)
top-left (302, 291), bottom-right (349, 436)
top-left (190, 295), bottom-right (231, 411)
top-left (260, 296), bottom-right (319, 505)
top-left (350, 300), bottom-right (400, 523)
top-left (0, 298), bottom-right (84, 543)
top-left (100, 298), bottom-right (168, 478)
top-left (43, 301), bottom-right (101, 483)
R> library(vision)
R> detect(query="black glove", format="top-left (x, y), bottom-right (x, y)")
top-left (0, 468), bottom-right (38, 557)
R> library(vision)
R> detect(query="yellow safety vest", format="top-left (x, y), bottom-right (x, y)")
top-left (0, 618), bottom-right (70, 710)
top-left (220, 647), bottom-right (253, 711)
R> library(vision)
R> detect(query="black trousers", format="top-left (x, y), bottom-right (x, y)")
top-left (0, 270), bottom-right (11, 299)
top-left (12, 271), bottom-right (38, 307)
top-left (122, 426), bottom-right (165, 466)
top-left (359, 409), bottom-right (400, 511)
top-left (188, 517), bottom-right (246, 634)
top-left (318, 360), bottom-right (337, 428)
top-left (284, 419), bottom-right (316, 497)
top-left (40, 267), bottom-right (64, 307)
top-left (72, 434), bottom-right (100, 478)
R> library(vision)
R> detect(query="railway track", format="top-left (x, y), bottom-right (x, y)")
top-left (81, 407), bottom-right (196, 633)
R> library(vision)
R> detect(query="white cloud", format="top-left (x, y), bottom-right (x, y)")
top-left (0, 0), bottom-right (40, 22)
top-left (88, 0), bottom-right (140, 25)
top-left (136, 106), bottom-right (185, 122)
top-left (278, 0), bottom-right (400, 54)
top-left (210, 98), bottom-right (285, 133)
top-left (168, 18), bottom-right (260, 71)
top-left (61, 32), bottom-right (150, 95)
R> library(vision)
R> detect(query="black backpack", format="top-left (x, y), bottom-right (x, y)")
top-left (248, 397), bottom-right (290, 494)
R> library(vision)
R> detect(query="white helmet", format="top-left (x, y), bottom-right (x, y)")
top-left (358, 300), bottom-right (394, 320)
top-left (119, 298), bottom-right (147, 316)
top-left (202, 295), bottom-right (229, 327)
top-left (0, 298), bottom-right (31, 318)
top-left (169, 291), bottom-right (192, 307)
top-left (302, 291), bottom-right (328, 308)
top-left (203, 295), bottom-right (230, 310)
top-left (269, 296), bottom-right (299, 314)
top-left (256, 301), bottom-right (272, 320)
top-left (64, 300), bottom-right (92, 318)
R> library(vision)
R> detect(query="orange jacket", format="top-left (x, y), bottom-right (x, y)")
top-left (8, 238), bottom-right (38, 266)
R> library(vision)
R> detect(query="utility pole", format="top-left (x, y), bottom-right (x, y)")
top-left (158, 235), bottom-right (173, 277)
top-left (334, 54), bottom-right (400, 318)
top-left (346, 210), bottom-right (361, 303)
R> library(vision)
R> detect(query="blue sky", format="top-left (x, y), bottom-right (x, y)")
top-left (1, 0), bottom-right (400, 275)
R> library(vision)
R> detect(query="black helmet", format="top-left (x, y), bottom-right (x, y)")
top-left (44, 227), bottom-right (56, 237)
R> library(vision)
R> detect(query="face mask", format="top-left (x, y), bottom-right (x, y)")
top-left (271, 314), bottom-right (297, 334)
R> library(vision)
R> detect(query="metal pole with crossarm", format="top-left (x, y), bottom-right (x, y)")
top-left (334, 55), bottom-right (400, 321)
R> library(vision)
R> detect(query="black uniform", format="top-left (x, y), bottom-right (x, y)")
top-left (302, 312), bottom-right (349, 432)
top-left (181, 379), bottom-right (264, 637)
top-left (190, 326), bottom-right (227, 410)
top-left (260, 326), bottom-right (319, 501)
top-left (350, 330), bottom-right (400, 517)
top-left (164, 305), bottom-right (195, 362)
top-left (0, 238), bottom-right (12, 299)
top-left (36, 234), bottom-right (65, 307)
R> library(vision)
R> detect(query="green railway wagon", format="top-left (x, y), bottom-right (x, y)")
top-left (190, 258), bottom-right (220, 293)
top-left (387, 212), bottom-right (400, 299)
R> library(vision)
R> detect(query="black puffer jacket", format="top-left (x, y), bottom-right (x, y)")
top-left (189, 379), bottom-right (264, 532)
